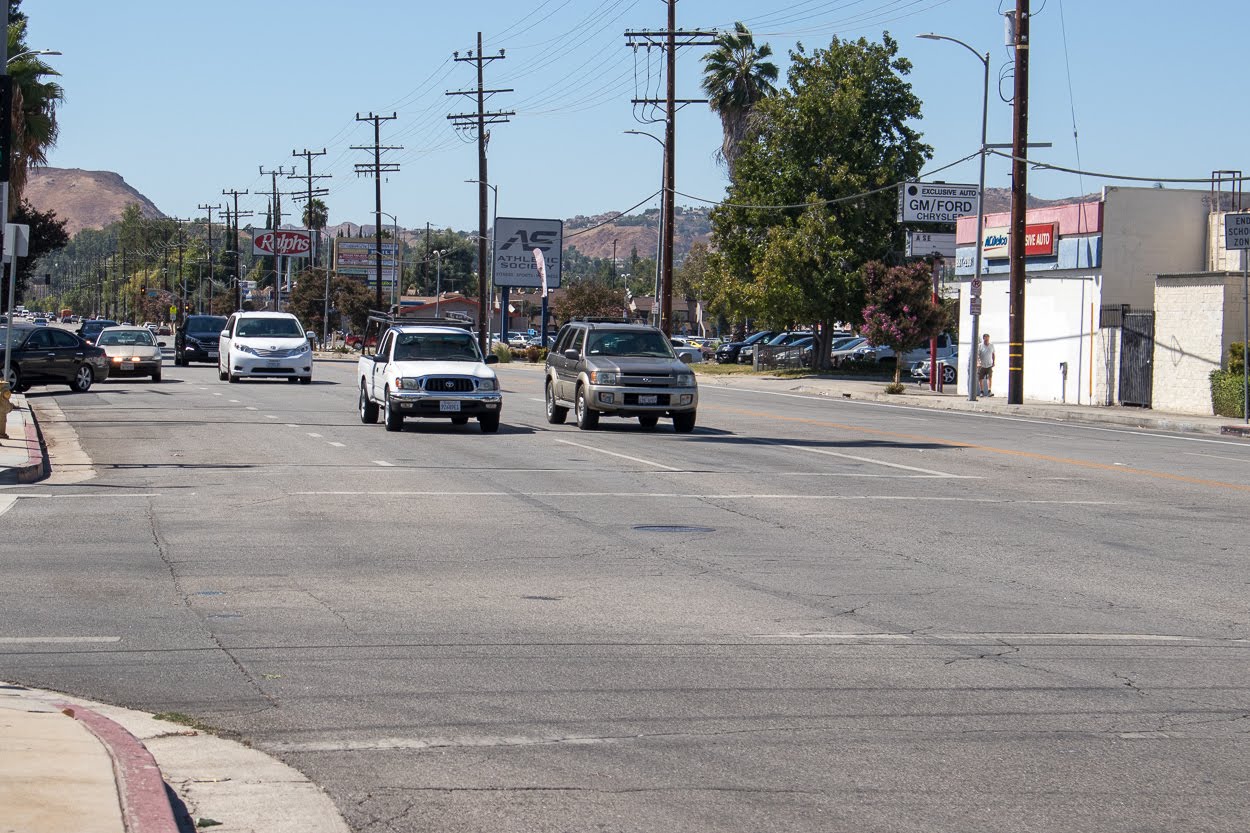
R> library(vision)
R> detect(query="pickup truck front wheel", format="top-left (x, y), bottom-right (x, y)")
top-left (479, 413), bottom-right (500, 433)
top-left (384, 390), bottom-right (404, 432)
top-left (359, 383), bottom-right (378, 424)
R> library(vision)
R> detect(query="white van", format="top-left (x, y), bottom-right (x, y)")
top-left (218, 311), bottom-right (313, 384)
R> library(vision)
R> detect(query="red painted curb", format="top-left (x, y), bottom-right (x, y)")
top-left (56, 704), bottom-right (179, 833)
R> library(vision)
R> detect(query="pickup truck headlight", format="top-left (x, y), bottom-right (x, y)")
top-left (477, 378), bottom-right (498, 391)
top-left (589, 370), bottom-right (617, 385)
top-left (675, 373), bottom-right (695, 387)
top-left (395, 377), bottom-right (422, 390)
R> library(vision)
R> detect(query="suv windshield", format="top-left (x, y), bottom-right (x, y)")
top-left (98, 330), bottom-right (156, 346)
top-left (587, 330), bottom-right (675, 358)
top-left (187, 315), bottom-right (227, 333)
top-left (82, 320), bottom-right (117, 335)
top-left (393, 332), bottom-right (480, 361)
top-left (236, 317), bottom-right (305, 338)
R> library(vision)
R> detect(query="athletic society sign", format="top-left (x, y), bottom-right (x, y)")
top-left (897, 182), bottom-right (979, 224)
top-left (493, 217), bottom-right (563, 289)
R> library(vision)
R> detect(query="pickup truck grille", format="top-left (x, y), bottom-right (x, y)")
top-left (423, 376), bottom-right (475, 392)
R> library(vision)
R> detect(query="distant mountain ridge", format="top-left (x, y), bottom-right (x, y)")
top-left (25, 167), bottom-right (164, 236)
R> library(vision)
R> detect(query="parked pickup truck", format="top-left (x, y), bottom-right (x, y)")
top-left (356, 313), bottom-right (503, 433)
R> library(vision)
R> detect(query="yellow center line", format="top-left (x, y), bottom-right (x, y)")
top-left (706, 403), bottom-right (1250, 493)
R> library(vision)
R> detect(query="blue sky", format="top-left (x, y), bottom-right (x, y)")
top-left (30, 1), bottom-right (1226, 233)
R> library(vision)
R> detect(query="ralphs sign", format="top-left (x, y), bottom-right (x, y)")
top-left (252, 229), bottom-right (313, 257)
top-left (897, 182), bottom-right (979, 224)
top-left (493, 217), bottom-right (563, 289)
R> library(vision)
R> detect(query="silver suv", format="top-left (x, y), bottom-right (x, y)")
top-left (544, 321), bottom-right (699, 432)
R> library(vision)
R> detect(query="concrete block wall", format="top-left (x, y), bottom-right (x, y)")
top-left (1152, 275), bottom-right (1229, 414)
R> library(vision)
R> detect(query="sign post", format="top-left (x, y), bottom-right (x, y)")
top-left (1224, 213), bottom-right (1250, 424)
top-left (2, 223), bottom-right (30, 388)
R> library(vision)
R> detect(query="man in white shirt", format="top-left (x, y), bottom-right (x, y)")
top-left (977, 333), bottom-right (995, 396)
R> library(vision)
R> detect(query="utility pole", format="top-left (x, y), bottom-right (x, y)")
top-left (222, 188), bottom-right (252, 310)
top-left (353, 114), bottom-right (400, 311)
top-left (290, 148), bottom-right (330, 266)
top-left (197, 202), bottom-right (222, 314)
top-left (1008, 0), bottom-right (1030, 405)
top-left (626, 6), bottom-right (717, 336)
top-left (448, 32), bottom-right (512, 353)
top-left (259, 165), bottom-right (295, 310)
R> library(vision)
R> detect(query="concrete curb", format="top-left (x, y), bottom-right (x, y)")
top-left (0, 395), bottom-right (48, 484)
top-left (57, 704), bottom-right (179, 833)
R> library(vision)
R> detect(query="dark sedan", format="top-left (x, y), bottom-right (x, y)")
top-left (2, 324), bottom-right (110, 392)
top-left (77, 318), bottom-right (119, 346)
top-left (714, 330), bottom-right (776, 364)
top-left (175, 314), bottom-right (228, 366)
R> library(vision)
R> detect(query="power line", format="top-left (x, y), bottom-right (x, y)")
top-left (353, 113), bottom-right (401, 310)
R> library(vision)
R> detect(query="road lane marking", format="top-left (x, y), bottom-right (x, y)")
top-left (246, 406), bottom-right (258, 411)
top-left (760, 439), bottom-right (968, 478)
top-left (285, 424), bottom-right (300, 428)
top-left (0, 496), bottom-right (15, 518)
top-left (213, 393), bottom-right (222, 396)
top-left (307, 433), bottom-right (323, 438)
top-left (0, 636), bottom-right (121, 644)
top-left (265, 415), bottom-right (278, 419)
top-left (293, 490), bottom-right (1115, 504)
top-left (554, 438), bottom-right (681, 471)
top-left (15, 493), bottom-right (159, 499)
top-left (228, 399), bottom-right (240, 403)
top-left (1186, 451), bottom-right (1250, 463)
top-left (327, 442), bottom-right (346, 448)
top-left (373, 461), bottom-right (396, 467)
top-left (265, 734), bottom-right (613, 753)
top-left (749, 632), bottom-right (1250, 645)
top-left (715, 403), bottom-right (1250, 493)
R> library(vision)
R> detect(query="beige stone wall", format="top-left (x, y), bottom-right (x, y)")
top-left (1152, 273), bottom-right (1243, 415)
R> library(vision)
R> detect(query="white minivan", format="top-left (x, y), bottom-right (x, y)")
top-left (218, 311), bottom-right (314, 384)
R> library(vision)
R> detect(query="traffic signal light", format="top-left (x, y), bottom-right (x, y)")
top-left (140, 284), bottom-right (146, 294)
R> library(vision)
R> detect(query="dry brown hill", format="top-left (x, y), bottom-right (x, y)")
top-left (25, 167), bottom-right (164, 236)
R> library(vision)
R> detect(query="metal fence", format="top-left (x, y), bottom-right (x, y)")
top-left (755, 344), bottom-right (813, 371)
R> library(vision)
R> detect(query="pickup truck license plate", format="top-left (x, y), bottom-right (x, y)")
top-left (120, 362), bottom-right (134, 371)
top-left (440, 400), bottom-right (461, 412)
top-left (639, 394), bottom-right (658, 405)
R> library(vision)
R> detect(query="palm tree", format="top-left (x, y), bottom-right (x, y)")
top-left (301, 198), bottom-right (328, 231)
top-left (701, 22), bottom-right (778, 176)
top-left (6, 18), bottom-right (64, 208)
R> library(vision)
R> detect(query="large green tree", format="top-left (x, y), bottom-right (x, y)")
top-left (702, 22), bottom-right (778, 175)
top-left (6, 10), bottom-right (64, 207)
top-left (289, 269), bottom-right (372, 337)
top-left (707, 33), bottom-right (931, 354)
top-left (552, 279), bottom-right (626, 324)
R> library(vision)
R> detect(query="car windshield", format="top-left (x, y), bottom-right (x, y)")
top-left (187, 316), bottom-right (227, 333)
top-left (393, 332), bottom-right (481, 361)
top-left (833, 337), bottom-right (865, 351)
top-left (83, 320), bottom-right (117, 333)
top-left (236, 317), bottom-right (305, 338)
top-left (98, 330), bottom-right (156, 346)
top-left (587, 330), bottom-right (675, 358)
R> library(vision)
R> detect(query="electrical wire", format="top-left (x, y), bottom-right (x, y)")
top-left (987, 150), bottom-right (1214, 183)
top-left (566, 190), bottom-right (663, 238)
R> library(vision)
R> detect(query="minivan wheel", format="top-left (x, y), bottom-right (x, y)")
top-left (71, 365), bottom-right (94, 393)
top-left (545, 379), bottom-right (567, 424)
top-left (575, 385), bottom-right (599, 430)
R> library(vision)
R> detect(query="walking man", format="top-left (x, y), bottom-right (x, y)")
top-left (977, 332), bottom-right (995, 396)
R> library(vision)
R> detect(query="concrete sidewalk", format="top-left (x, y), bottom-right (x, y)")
top-left (0, 390), bottom-right (48, 484)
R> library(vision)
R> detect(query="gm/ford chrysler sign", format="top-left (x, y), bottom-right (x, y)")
top-left (493, 217), bottom-right (563, 289)
top-left (897, 182), bottom-right (979, 224)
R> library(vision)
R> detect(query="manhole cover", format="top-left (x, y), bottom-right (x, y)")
top-left (632, 525), bottom-right (715, 533)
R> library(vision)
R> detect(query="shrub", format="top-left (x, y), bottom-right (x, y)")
top-left (491, 343), bottom-right (513, 363)
top-left (1210, 369), bottom-right (1245, 418)
top-left (884, 382), bottom-right (906, 395)
top-left (525, 346), bottom-right (548, 363)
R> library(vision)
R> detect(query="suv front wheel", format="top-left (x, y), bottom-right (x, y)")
top-left (672, 410), bottom-right (696, 433)
top-left (574, 385), bottom-right (599, 430)
top-left (545, 378), bottom-right (567, 424)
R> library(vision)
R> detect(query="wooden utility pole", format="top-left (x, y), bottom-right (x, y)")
top-left (259, 165), bottom-right (295, 310)
top-left (197, 203), bottom-right (222, 314)
top-left (290, 148), bottom-right (330, 266)
top-left (626, 3), bottom-right (717, 335)
top-left (222, 188), bottom-right (251, 310)
top-left (353, 116), bottom-right (401, 311)
top-left (1008, 0), bottom-right (1030, 404)
top-left (448, 33), bottom-right (512, 353)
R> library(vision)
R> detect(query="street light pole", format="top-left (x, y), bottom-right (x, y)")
top-left (918, 34), bottom-right (990, 402)
top-left (432, 250), bottom-right (447, 317)
top-left (624, 130), bottom-right (665, 327)
top-left (465, 180), bottom-right (500, 342)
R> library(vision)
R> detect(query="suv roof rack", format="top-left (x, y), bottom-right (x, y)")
top-left (571, 316), bottom-right (632, 324)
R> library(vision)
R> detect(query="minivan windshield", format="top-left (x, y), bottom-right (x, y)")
top-left (587, 330), bottom-right (675, 358)
top-left (235, 317), bottom-right (305, 338)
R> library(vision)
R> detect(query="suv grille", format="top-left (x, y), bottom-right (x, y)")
top-left (621, 373), bottom-right (673, 388)
top-left (423, 376), bottom-right (475, 392)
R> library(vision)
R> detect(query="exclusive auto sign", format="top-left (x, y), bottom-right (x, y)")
top-left (493, 217), bottom-right (563, 289)
top-left (897, 182), bottom-right (979, 224)
top-left (252, 229), bottom-right (312, 258)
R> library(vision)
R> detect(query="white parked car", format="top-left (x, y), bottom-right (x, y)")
top-left (218, 311), bottom-right (314, 384)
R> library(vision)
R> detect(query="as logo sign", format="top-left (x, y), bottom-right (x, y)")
top-left (499, 229), bottom-right (558, 252)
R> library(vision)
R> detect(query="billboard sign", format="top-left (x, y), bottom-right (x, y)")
top-left (897, 182), bottom-right (979, 224)
top-left (906, 231), bottom-right (956, 258)
top-left (493, 217), bottom-right (563, 289)
top-left (333, 237), bottom-right (399, 285)
top-left (981, 222), bottom-right (1058, 259)
top-left (252, 228), bottom-right (312, 258)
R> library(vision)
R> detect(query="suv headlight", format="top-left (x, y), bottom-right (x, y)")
top-left (477, 378), bottom-right (498, 391)
top-left (589, 370), bottom-right (617, 385)
top-left (675, 372), bottom-right (695, 387)
top-left (395, 377), bottom-right (421, 390)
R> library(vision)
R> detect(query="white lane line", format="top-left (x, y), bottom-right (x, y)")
top-left (285, 423), bottom-right (300, 428)
top-left (529, 397), bottom-right (545, 403)
top-left (245, 406), bottom-right (258, 411)
top-left (198, 387), bottom-right (208, 391)
top-left (293, 490), bottom-right (1115, 504)
top-left (1185, 451), bottom-right (1250, 463)
top-left (265, 415), bottom-right (278, 419)
top-left (554, 438), bottom-right (681, 471)
top-left (327, 441), bottom-right (346, 448)
top-left (761, 439), bottom-right (968, 478)
top-left (307, 432), bottom-right (323, 438)
top-left (373, 460), bottom-right (396, 467)
top-left (15, 493), bottom-right (159, 499)
top-left (228, 399), bottom-right (239, 403)
top-left (213, 393), bottom-right (223, 396)
top-left (748, 632), bottom-right (1249, 644)
top-left (0, 636), bottom-right (122, 644)
top-left (0, 496), bottom-right (15, 518)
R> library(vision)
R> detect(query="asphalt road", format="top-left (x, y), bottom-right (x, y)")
top-left (2, 355), bottom-right (1248, 833)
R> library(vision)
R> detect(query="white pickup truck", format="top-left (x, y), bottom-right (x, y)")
top-left (356, 316), bottom-right (503, 433)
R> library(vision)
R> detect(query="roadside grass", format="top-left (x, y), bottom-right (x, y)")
top-left (694, 362), bottom-right (891, 381)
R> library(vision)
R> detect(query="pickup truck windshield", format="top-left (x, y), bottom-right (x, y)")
top-left (393, 333), bottom-right (480, 361)
top-left (587, 331), bottom-right (675, 358)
